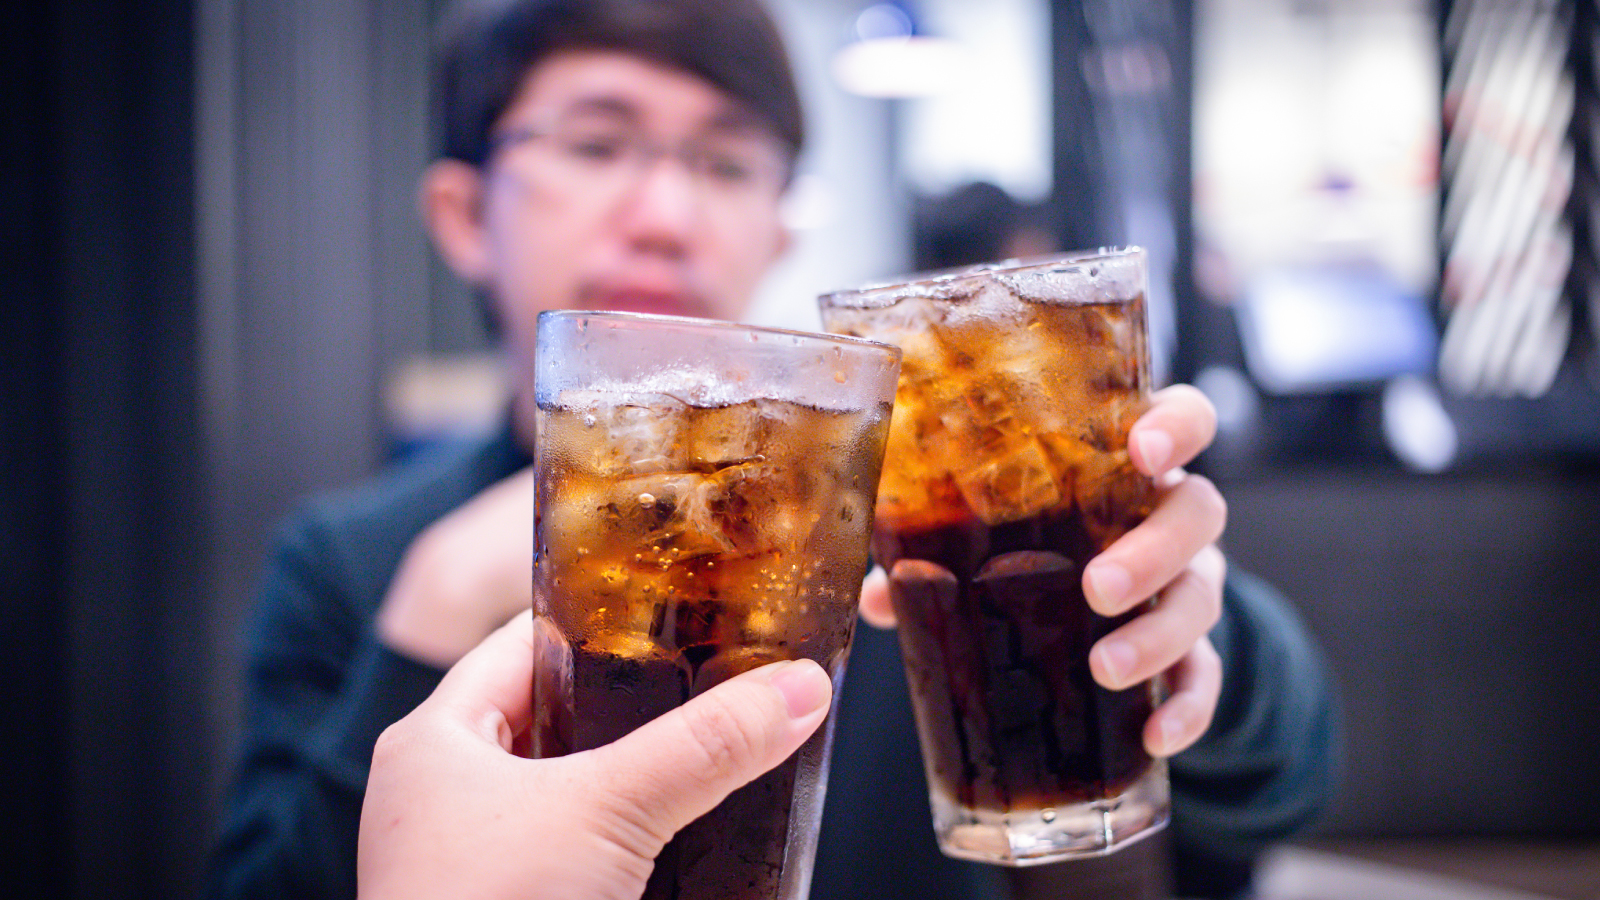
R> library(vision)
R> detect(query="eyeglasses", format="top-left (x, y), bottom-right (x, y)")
top-left (488, 113), bottom-right (791, 211)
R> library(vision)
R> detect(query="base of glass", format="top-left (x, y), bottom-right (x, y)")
top-left (930, 760), bottom-right (1170, 867)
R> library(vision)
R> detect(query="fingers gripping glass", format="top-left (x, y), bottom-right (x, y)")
top-left (490, 113), bottom-right (790, 208)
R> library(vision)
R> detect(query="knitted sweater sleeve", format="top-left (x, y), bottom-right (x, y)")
top-left (1168, 570), bottom-right (1343, 897)
top-left (203, 508), bottom-right (444, 900)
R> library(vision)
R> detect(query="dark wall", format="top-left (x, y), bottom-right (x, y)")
top-left (1221, 468), bottom-right (1600, 836)
top-left (3, 0), bottom-right (200, 897)
top-left (4, 2), bottom-right (72, 895)
top-left (7, 1), bottom-right (469, 895)
top-left (194, 0), bottom-right (444, 860)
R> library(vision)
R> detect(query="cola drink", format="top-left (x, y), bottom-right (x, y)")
top-left (820, 249), bottom-right (1170, 864)
top-left (531, 312), bottom-right (898, 899)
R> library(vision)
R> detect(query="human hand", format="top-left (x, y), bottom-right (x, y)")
top-left (857, 384), bottom-right (1226, 759)
top-left (376, 467), bottom-right (535, 668)
top-left (358, 610), bottom-right (833, 900)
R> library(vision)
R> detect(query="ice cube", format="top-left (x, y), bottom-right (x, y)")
top-left (995, 266), bottom-right (1096, 306)
top-left (576, 628), bottom-right (661, 660)
top-left (952, 437), bottom-right (1064, 526)
top-left (980, 320), bottom-right (1089, 409)
top-left (1037, 431), bottom-right (1095, 490)
top-left (945, 376), bottom-right (1068, 465)
top-left (895, 325), bottom-right (962, 387)
top-left (1078, 300), bottom-right (1140, 354)
top-left (649, 596), bottom-right (723, 649)
top-left (625, 472), bottom-right (738, 560)
top-left (684, 400), bottom-right (766, 469)
top-left (876, 403), bottom-right (960, 521)
top-left (941, 380), bottom-right (1012, 446)
top-left (832, 488), bottom-right (875, 531)
top-left (702, 458), bottom-right (813, 556)
top-left (752, 396), bottom-right (801, 428)
top-left (1049, 305), bottom-right (1143, 405)
top-left (741, 605), bottom-right (783, 641)
top-left (873, 392), bottom-right (957, 523)
top-left (881, 389), bottom-right (941, 463)
top-left (582, 398), bottom-right (687, 476)
top-left (538, 476), bottom-right (621, 568)
top-left (542, 470), bottom-right (735, 569)
top-left (946, 301), bottom-right (1138, 422)
top-left (681, 547), bottom-right (797, 608)
top-left (795, 403), bottom-right (889, 479)
top-left (1084, 390), bottom-right (1148, 454)
top-left (876, 471), bottom-right (966, 530)
top-left (544, 556), bottom-right (645, 619)
top-left (734, 549), bottom-right (790, 587)
top-left (690, 646), bottom-right (789, 697)
top-left (1072, 451), bottom-right (1153, 547)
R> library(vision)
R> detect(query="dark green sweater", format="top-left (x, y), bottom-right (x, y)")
top-left (206, 423), bottom-right (1339, 900)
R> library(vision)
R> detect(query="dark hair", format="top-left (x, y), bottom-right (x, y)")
top-left (434, 0), bottom-right (804, 168)
top-left (913, 181), bottom-right (1035, 271)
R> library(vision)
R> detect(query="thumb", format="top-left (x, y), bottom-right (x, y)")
top-left (586, 659), bottom-right (832, 850)
top-left (418, 610), bottom-right (546, 750)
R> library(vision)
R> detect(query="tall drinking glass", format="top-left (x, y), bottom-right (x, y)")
top-left (530, 311), bottom-right (900, 899)
top-left (819, 248), bottom-right (1168, 865)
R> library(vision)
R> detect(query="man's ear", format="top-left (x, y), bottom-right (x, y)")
top-left (419, 159), bottom-right (492, 286)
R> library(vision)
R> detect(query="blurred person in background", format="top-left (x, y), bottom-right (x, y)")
top-left (911, 180), bottom-right (1059, 270)
top-left (205, 2), bottom-right (1338, 899)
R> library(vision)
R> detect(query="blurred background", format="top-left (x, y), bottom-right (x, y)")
top-left (4, 0), bottom-right (1597, 897)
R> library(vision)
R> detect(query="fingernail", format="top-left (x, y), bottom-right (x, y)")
top-left (769, 661), bottom-right (830, 718)
top-left (1095, 639), bottom-right (1137, 687)
top-left (1085, 562), bottom-right (1132, 610)
top-left (1133, 428), bottom-right (1173, 474)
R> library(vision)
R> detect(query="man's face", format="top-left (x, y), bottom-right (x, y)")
top-left (467, 50), bottom-right (792, 368)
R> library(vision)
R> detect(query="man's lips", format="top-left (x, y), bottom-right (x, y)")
top-left (585, 289), bottom-right (704, 318)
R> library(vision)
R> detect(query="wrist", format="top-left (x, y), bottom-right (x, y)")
top-left (376, 526), bottom-right (499, 668)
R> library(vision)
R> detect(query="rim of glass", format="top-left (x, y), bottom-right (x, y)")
top-left (819, 245), bottom-right (1145, 308)
top-left (538, 309), bottom-right (903, 357)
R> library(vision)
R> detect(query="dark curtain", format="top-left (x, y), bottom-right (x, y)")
top-left (2, 0), bottom-right (200, 897)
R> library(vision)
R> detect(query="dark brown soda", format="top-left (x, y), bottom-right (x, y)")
top-left (874, 506), bottom-right (1156, 814)
top-left (539, 598), bottom-right (851, 900)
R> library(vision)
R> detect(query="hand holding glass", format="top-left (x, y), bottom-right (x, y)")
top-left (820, 249), bottom-right (1168, 865)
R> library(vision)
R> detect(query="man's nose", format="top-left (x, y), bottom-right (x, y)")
top-left (615, 155), bottom-right (701, 256)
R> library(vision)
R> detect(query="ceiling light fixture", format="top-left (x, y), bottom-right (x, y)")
top-left (831, 2), bottom-right (969, 99)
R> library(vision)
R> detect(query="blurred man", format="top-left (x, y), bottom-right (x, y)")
top-left (207, 2), bottom-right (1337, 899)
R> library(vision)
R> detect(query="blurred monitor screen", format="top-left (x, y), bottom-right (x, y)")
top-left (1237, 262), bottom-right (1438, 394)
top-left (1195, 0), bottom-right (1441, 394)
